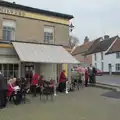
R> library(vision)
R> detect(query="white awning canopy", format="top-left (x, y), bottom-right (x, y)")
top-left (12, 42), bottom-right (79, 64)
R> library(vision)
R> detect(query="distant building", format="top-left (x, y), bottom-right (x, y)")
top-left (86, 35), bottom-right (120, 75)
top-left (71, 37), bottom-right (95, 66)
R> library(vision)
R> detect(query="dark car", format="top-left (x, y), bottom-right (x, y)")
top-left (96, 69), bottom-right (104, 76)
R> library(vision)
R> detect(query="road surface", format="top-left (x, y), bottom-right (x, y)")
top-left (96, 75), bottom-right (120, 86)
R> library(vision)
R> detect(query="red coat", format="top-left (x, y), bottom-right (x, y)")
top-left (31, 73), bottom-right (39, 85)
top-left (85, 70), bottom-right (89, 81)
top-left (8, 84), bottom-right (14, 97)
top-left (59, 72), bottom-right (66, 83)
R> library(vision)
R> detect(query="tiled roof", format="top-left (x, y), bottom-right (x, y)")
top-left (86, 36), bottom-right (119, 54)
top-left (106, 39), bottom-right (120, 54)
top-left (71, 41), bottom-right (94, 55)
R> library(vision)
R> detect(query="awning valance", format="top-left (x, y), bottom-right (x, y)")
top-left (12, 42), bottom-right (79, 64)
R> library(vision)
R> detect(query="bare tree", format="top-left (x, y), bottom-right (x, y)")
top-left (69, 35), bottom-right (79, 48)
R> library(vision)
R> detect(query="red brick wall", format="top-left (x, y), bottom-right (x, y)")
top-left (73, 54), bottom-right (92, 65)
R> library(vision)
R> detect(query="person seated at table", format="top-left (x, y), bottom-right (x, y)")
top-left (8, 78), bottom-right (21, 103)
top-left (59, 70), bottom-right (67, 92)
top-left (8, 78), bottom-right (17, 101)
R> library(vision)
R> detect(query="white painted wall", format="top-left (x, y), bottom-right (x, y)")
top-left (92, 52), bottom-right (120, 72)
top-left (40, 63), bottom-right (57, 81)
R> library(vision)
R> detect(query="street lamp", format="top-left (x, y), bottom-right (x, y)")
top-left (69, 23), bottom-right (74, 32)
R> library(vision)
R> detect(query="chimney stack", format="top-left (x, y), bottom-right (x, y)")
top-left (84, 36), bottom-right (89, 44)
top-left (104, 35), bottom-right (109, 40)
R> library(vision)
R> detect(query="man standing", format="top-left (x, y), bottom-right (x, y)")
top-left (88, 65), bottom-right (97, 84)
top-left (0, 72), bottom-right (8, 109)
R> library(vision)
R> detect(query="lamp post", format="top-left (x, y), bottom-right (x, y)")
top-left (69, 23), bottom-right (74, 48)
top-left (69, 23), bottom-right (74, 32)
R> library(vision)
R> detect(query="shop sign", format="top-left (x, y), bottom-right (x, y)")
top-left (0, 7), bottom-right (25, 17)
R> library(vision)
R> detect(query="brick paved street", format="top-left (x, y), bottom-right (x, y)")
top-left (0, 87), bottom-right (120, 120)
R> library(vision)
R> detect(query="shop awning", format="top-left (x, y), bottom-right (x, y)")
top-left (12, 42), bottom-right (79, 64)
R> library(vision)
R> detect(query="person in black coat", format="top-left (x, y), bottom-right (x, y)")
top-left (88, 65), bottom-right (97, 84)
top-left (0, 72), bottom-right (8, 109)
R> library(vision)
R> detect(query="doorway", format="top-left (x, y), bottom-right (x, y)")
top-left (108, 64), bottom-right (112, 75)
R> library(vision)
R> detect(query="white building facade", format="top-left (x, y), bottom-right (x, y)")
top-left (92, 52), bottom-right (120, 74)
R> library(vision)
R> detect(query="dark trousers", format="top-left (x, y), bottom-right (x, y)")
top-left (0, 90), bottom-right (7, 108)
top-left (85, 79), bottom-right (88, 87)
top-left (89, 75), bottom-right (96, 84)
top-left (32, 85), bottom-right (37, 97)
top-left (59, 82), bottom-right (66, 92)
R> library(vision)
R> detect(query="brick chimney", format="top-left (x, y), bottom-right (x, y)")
top-left (84, 36), bottom-right (89, 44)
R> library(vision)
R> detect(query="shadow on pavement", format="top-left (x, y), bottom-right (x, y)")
top-left (101, 91), bottom-right (120, 99)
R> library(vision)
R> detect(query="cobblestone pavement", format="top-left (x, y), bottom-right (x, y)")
top-left (0, 87), bottom-right (120, 120)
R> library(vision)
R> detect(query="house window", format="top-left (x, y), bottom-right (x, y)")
top-left (3, 19), bottom-right (16, 41)
top-left (101, 62), bottom-right (104, 71)
top-left (44, 26), bottom-right (54, 44)
top-left (101, 52), bottom-right (104, 60)
top-left (116, 64), bottom-right (120, 72)
top-left (0, 64), bottom-right (19, 80)
top-left (116, 52), bottom-right (120, 59)
top-left (95, 63), bottom-right (97, 68)
top-left (94, 53), bottom-right (97, 61)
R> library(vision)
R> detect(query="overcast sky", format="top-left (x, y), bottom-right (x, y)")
top-left (8, 0), bottom-right (120, 43)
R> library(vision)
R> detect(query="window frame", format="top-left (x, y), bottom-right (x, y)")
top-left (44, 25), bottom-right (54, 44)
top-left (116, 64), bottom-right (120, 72)
top-left (116, 52), bottom-right (120, 59)
top-left (2, 19), bottom-right (16, 41)
top-left (0, 64), bottom-right (19, 80)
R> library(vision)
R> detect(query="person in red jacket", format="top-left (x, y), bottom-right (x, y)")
top-left (8, 78), bottom-right (16, 101)
top-left (85, 68), bottom-right (89, 87)
top-left (59, 70), bottom-right (66, 92)
top-left (31, 70), bottom-right (39, 97)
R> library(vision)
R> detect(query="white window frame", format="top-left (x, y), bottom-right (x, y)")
top-left (116, 64), bottom-right (120, 72)
top-left (2, 19), bottom-right (16, 41)
top-left (44, 26), bottom-right (54, 44)
top-left (116, 52), bottom-right (120, 59)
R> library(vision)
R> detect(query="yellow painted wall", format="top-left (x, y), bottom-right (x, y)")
top-left (0, 6), bottom-right (69, 25)
top-left (62, 64), bottom-right (68, 77)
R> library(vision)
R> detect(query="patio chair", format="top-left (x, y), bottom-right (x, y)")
top-left (39, 80), bottom-right (54, 101)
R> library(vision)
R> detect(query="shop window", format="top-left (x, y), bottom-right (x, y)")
top-left (0, 64), bottom-right (19, 80)
top-left (44, 26), bottom-right (54, 44)
top-left (2, 19), bottom-right (16, 41)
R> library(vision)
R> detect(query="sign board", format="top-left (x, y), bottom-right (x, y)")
top-left (0, 7), bottom-right (25, 17)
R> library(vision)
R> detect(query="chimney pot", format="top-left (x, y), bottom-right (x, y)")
top-left (104, 35), bottom-right (109, 40)
top-left (84, 36), bottom-right (89, 43)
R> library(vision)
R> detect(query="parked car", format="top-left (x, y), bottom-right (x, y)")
top-left (96, 69), bottom-right (104, 76)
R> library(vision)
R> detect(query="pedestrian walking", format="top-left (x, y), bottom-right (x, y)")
top-left (0, 71), bottom-right (8, 109)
